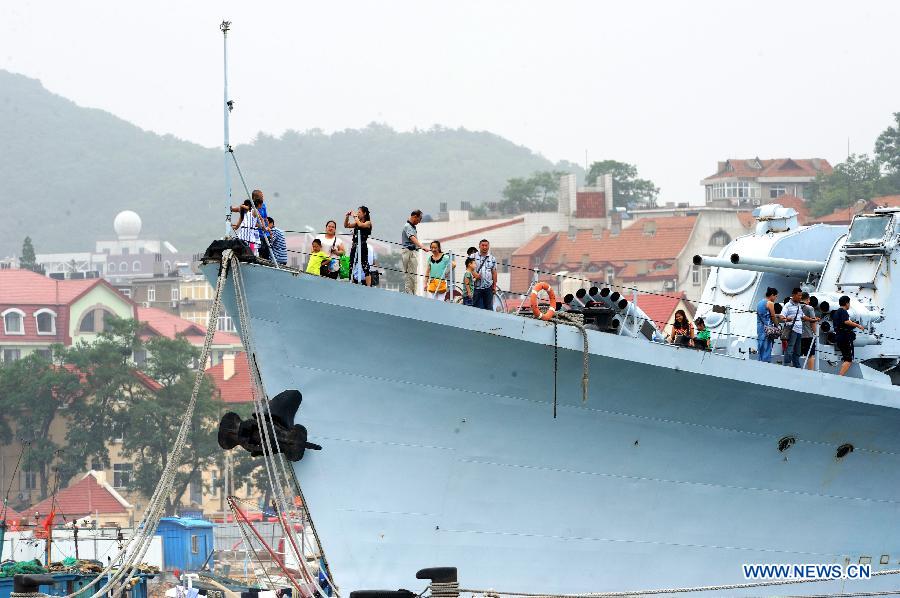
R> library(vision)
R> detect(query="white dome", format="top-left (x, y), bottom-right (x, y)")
top-left (114, 210), bottom-right (142, 240)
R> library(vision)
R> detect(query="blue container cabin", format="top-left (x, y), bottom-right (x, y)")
top-left (155, 517), bottom-right (214, 572)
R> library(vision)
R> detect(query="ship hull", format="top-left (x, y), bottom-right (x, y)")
top-left (206, 262), bottom-right (900, 596)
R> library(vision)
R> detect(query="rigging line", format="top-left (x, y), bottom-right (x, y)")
top-left (234, 266), bottom-right (339, 596)
top-left (2, 441), bottom-right (30, 521)
top-left (230, 259), bottom-right (334, 595)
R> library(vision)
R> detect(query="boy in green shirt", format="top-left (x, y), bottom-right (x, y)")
top-left (305, 239), bottom-right (330, 276)
top-left (694, 317), bottom-right (711, 350)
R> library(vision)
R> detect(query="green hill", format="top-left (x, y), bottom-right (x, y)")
top-left (0, 70), bottom-right (578, 257)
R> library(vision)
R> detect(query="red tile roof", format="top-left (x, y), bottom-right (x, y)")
top-left (0, 270), bottom-right (128, 305)
top-left (617, 263), bottom-right (678, 281)
top-left (137, 306), bottom-right (240, 347)
top-left (632, 292), bottom-right (689, 327)
top-left (871, 195), bottom-right (900, 208)
top-left (205, 353), bottom-right (252, 404)
top-left (538, 217), bottom-right (697, 268)
top-left (28, 472), bottom-right (130, 522)
top-left (703, 158), bottom-right (832, 182)
top-left (737, 211), bottom-right (756, 228)
top-left (436, 217), bottom-right (525, 243)
top-left (512, 232), bottom-right (559, 257)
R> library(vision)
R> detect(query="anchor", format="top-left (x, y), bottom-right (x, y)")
top-left (217, 389), bottom-right (321, 462)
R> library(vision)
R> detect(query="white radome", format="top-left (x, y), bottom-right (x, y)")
top-left (114, 210), bottom-right (142, 240)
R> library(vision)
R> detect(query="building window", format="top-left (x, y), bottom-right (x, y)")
top-left (171, 287), bottom-right (180, 301)
top-left (34, 348), bottom-right (52, 361)
top-left (3, 349), bottom-right (21, 363)
top-left (78, 308), bottom-right (116, 333)
top-left (191, 535), bottom-right (200, 554)
top-left (34, 309), bottom-right (57, 335)
top-left (79, 310), bottom-right (95, 333)
top-left (217, 316), bottom-right (234, 332)
top-left (605, 266), bottom-right (615, 284)
top-left (113, 463), bottom-right (133, 489)
top-left (164, 261), bottom-right (172, 275)
top-left (654, 262), bottom-right (669, 271)
top-left (691, 264), bottom-right (701, 286)
top-left (108, 263), bottom-right (116, 273)
top-left (119, 261), bottom-right (128, 272)
top-left (122, 247), bottom-right (130, 256)
top-left (120, 288), bottom-right (132, 298)
top-left (133, 349), bottom-right (147, 366)
top-left (210, 470), bottom-right (219, 498)
top-left (132, 261), bottom-right (141, 272)
top-left (2, 309), bottom-right (25, 335)
top-left (710, 231), bottom-right (731, 247)
top-left (147, 286), bottom-right (156, 302)
top-left (21, 470), bottom-right (37, 491)
top-left (710, 181), bottom-right (761, 200)
top-left (769, 185), bottom-right (786, 199)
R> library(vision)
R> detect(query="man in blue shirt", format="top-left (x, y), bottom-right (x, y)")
top-left (831, 295), bottom-right (864, 376)
top-left (266, 217), bottom-right (288, 266)
top-left (251, 190), bottom-right (272, 260)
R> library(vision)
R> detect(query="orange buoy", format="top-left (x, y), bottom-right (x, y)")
top-left (530, 282), bottom-right (557, 321)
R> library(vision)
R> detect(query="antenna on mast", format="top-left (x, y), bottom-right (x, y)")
top-left (221, 20), bottom-right (233, 237)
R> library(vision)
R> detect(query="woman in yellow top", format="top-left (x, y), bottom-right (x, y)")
top-left (305, 239), bottom-right (330, 276)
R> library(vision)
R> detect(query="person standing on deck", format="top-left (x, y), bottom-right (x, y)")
top-left (232, 199), bottom-right (260, 254)
top-left (800, 292), bottom-right (820, 370)
top-left (266, 217), bottom-right (288, 266)
top-left (782, 288), bottom-right (805, 368)
top-left (252, 190), bottom-right (272, 260)
top-left (756, 287), bottom-right (780, 363)
top-left (832, 295), bottom-right (865, 376)
top-left (473, 239), bottom-right (498, 310)
top-left (401, 210), bottom-right (427, 294)
top-left (344, 206), bottom-right (373, 286)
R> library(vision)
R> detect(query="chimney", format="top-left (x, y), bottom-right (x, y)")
top-left (717, 161), bottom-right (726, 173)
top-left (558, 174), bottom-right (577, 217)
top-left (610, 211), bottom-right (622, 236)
top-left (223, 352), bottom-right (235, 381)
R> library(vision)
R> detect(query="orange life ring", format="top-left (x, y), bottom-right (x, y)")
top-left (530, 282), bottom-right (557, 321)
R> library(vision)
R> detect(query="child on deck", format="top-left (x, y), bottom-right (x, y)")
top-left (694, 317), bottom-right (711, 350)
top-left (305, 239), bottom-right (330, 276)
top-left (463, 257), bottom-right (476, 306)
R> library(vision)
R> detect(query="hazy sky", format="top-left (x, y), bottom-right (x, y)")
top-left (2, 1), bottom-right (898, 204)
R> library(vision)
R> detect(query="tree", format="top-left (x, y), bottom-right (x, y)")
top-left (875, 112), bottom-right (900, 173)
top-left (19, 237), bottom-right (41, 273)
top-left (808, 154), bottom-right (885, 216)
top-left (0, 352), bottom-right (84, 501)
top-left (498, 171), bottom-right (564, 214)
top-left (586, 160), bottom-right (659, 208)
top-left (57, 318), bottom-right (146, 485)
top-left (117, 333), bottom-right (221, 515)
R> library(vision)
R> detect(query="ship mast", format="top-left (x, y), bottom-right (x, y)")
top-left (221, 20), bottom-right (233, 237)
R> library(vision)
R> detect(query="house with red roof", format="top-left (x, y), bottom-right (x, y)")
top-left (510, 210), bottom-right (753, 298)
top-left (702, 158), bottom-right (832, 208)
top-left (0, 269), bottom-right (136, 363)
top-left (205, 352), bottom-right (253, 404)
top-left (27, 471), bottom-right (133, 528)
top-left (136, 306), bottom-right (241, 367)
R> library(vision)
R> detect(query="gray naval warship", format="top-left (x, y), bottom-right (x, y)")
top-left (204, 203), bottom-right (900, 596)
